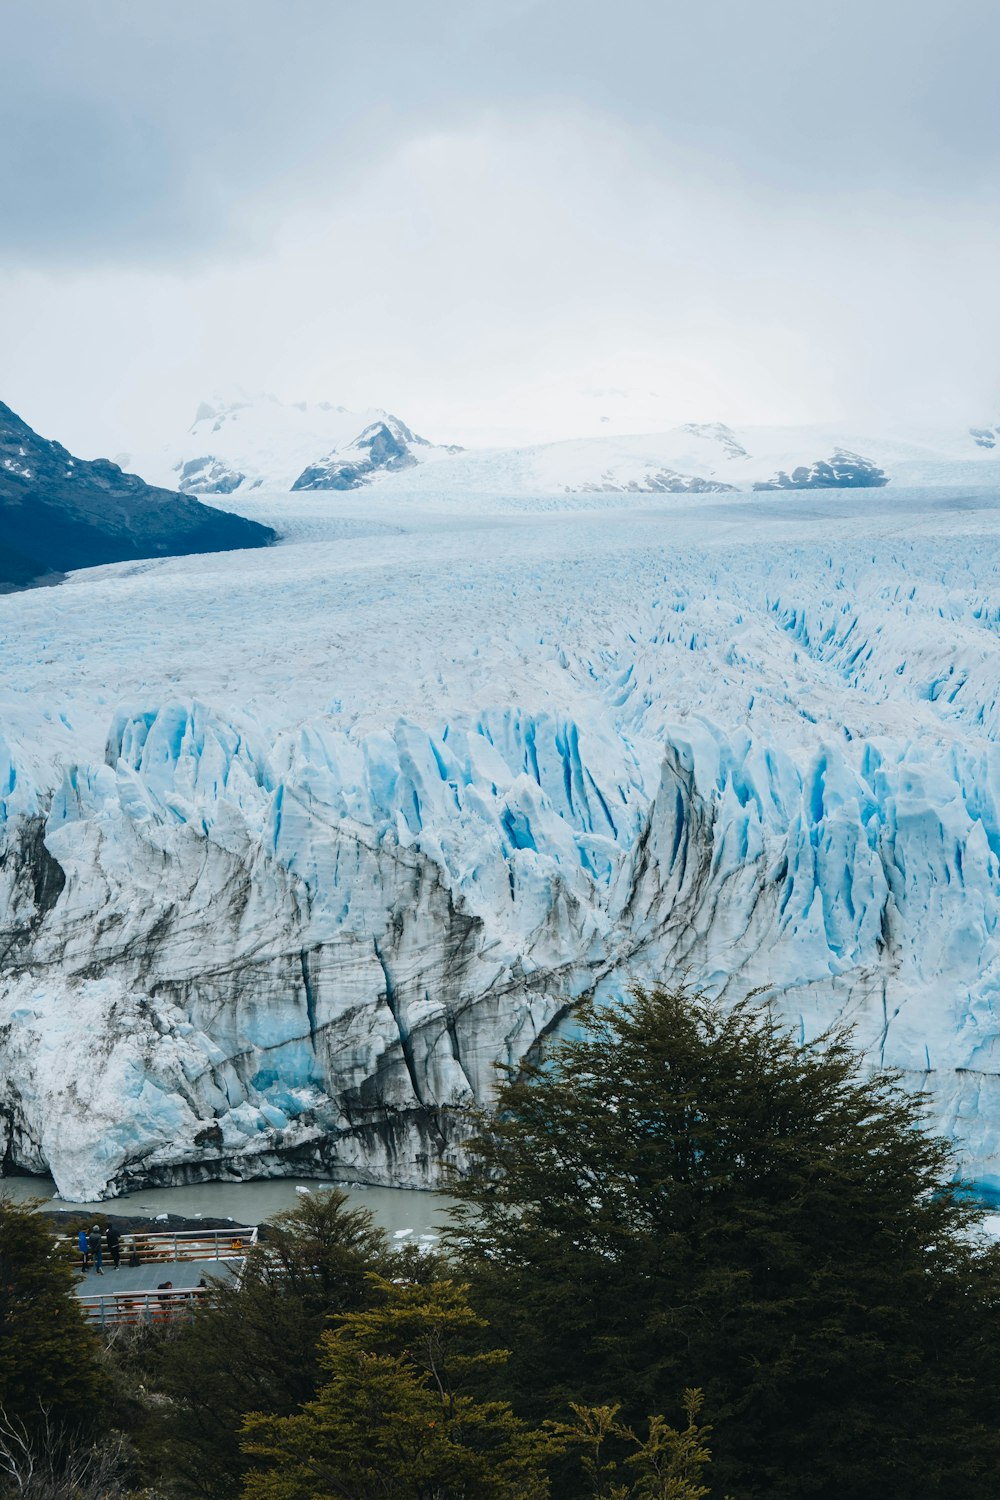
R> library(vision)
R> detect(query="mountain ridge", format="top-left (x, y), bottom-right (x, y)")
top-left (127, 394), bottom-right (461, 496)
top-left (126, 402), bottom-right (1000, 498)
top-left (0, 400), bottom-right (276, 591)
top-left (378, 417), bottom-right (1000, 496)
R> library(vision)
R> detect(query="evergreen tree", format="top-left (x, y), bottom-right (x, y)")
top-left (451, 986), bottom-right (1000, 1499)
top-left (144, 1189), bottom-right (410, 1499)
top-left (0, 1195), bottom-right (108, 1443)
top-left (240, 1278), bottom-right (558, 1500)
top-left (554, 1392), bottom-right (713, 1500)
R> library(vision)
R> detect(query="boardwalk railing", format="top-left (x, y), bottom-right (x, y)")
top-left (59, 1226), bottom-right (258, 1266)
top-left (67, 1227), bottom-right (259, 1328)
top-left (78, 1285), bottom-right (210, 1329)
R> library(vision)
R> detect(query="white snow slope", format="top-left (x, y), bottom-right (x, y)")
top-left (123, 395), bottom-right (458, 496)
top-left (123, 403), bottom-right (1000, 501)
top-left (382, 419), bottom-right (1000, 495)
top-left (5, 480), bottom-right (1000, 1200)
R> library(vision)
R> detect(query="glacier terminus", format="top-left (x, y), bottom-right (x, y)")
top-left (4, 477), bottom-right (1000, 1201)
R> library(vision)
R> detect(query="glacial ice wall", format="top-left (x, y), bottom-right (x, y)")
top-left (4, 491), bottom-right (1000, 1199)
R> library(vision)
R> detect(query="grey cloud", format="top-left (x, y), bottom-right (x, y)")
top-left (0, 1), bottom-right (462, 263)
top-left (1, 0), bottom-right (998, 452)
top-left (3, 0), bottom-right (1000, 266)
top-left (491, 0), bottom-right (1000, 195)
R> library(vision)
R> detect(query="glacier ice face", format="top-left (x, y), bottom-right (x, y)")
top-left (5, 484), bottom-right (1000, 1198)
top-left (1, 701), bottom-right (622, 1197)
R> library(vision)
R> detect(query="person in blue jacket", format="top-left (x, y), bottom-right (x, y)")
top-left (78, 1226), bottom-right (89, 1270)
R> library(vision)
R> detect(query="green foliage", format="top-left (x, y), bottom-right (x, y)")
top-left (553, 1391), bottom-right (712, 1500)
top-left (0, 1195), bottom-right (108, 1443)
top-left (140, 1190), bottom-right (403, 1499)
top-left (451, 986), bottom-right (1000, 1499)
top-left (240, 1278), bottom-right (558, 1500)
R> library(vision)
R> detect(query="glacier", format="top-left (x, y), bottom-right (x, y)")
top-left (4, 480), bottom-right (1000, 1199)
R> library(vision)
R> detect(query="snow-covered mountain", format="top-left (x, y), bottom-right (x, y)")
top-left (6, 481), bottom-right (1000, 1200)
top-left (382, 418), bottom-right (1000, 495)
top-left (125, 401), bottom-right (1000, 501)
top-left (125, 395), bottom-right (461, 496)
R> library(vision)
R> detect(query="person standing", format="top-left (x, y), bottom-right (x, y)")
top-left (106, 1224), bottom-right (121, 1271)
top-left (88, 1224), bottom-right (104, 1276)
top-left (77, 1227), bottom-right (89, 1271)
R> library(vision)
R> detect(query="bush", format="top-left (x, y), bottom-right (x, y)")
top-left (239, 1278), bottom-right (716, 1500)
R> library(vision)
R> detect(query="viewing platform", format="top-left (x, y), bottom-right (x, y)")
top-left (63, 1226), bottom-right (258, 1328)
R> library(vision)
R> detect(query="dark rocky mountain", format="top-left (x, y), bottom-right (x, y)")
top-left (0, 401), bottom-right (275, 592)
top-left (753, 448), bottom-right (889, 491)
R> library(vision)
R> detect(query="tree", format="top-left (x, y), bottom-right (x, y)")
top-left (240, 1278), bottom-right (557, 1500)
top-left (450, 986), bottom-right (1000, 1499)
top-left (554, 1392), bottom-right (713, 1500)
top-left (143, 1189), bottom-right (417, 1499)
top-left (0, 1196), bottom-right (108, 1445)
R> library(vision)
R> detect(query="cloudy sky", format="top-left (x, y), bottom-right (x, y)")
top-left (2, 0), bottom-right (999, 456)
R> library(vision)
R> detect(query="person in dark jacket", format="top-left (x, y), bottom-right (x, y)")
top-left (77, 1227), bottom-right (89, 1271)
top-left (106, 1224), bottom-right (121, 1270)
top-left (88, 1224), bottom-right (104, 1275)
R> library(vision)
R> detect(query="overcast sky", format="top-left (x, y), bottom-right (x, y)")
top-left (2, 0), bottom-right (999, 456)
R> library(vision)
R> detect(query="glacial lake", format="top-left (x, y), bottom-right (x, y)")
top-left (6, 1171), bottom-right (997, 1248)
top-left (0, 1174), bottom-right (458, 1241)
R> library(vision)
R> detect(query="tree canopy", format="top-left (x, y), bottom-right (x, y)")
top-left (242, 1277), bottom-right (556, 1500)
top-left (146, 1189), bottom-right (405, 1498)
top-left (450, 986), bottom-right (1000, 1499)
top-left (240, 1278), bottom-right (714, 1500)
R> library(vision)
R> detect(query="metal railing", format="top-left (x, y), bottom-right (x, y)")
top-left (60, 1225), bottom-right (258, 1266)
top-left (78, 1285), bottom-right (210, 1328)
top-left (66, 1226), bottom-right (259, 1327)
